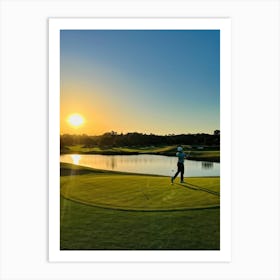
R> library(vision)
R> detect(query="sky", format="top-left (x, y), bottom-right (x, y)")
top-left (60, 30), bottom-right (220, 135)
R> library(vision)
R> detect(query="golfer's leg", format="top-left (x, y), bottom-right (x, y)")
top-left (181, 164), bottom-right (185, 182)
top-left (173, 163), bottom-right (180, 179)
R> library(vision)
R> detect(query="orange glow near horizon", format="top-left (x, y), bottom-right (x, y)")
top-left (59, 89), bottom-right (215, 136)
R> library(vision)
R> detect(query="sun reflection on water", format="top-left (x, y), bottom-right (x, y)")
top-left (71, 154), bottom-right (81, 165)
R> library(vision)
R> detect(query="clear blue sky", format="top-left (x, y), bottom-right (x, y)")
top-left (60, 30), bottom-right (220, 135)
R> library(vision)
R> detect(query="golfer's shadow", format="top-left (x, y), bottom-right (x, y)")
top-left (180, 182), bottom-right (220, 197)
top-left (181, 184), bottom-right (198, 191)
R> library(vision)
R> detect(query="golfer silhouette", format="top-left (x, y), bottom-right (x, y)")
top-left (171, 146), bottom-right (188, 184)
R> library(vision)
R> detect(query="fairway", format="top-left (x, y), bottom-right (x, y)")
top-left (60, 163), bottom-right (220, 250)
top-left (61, 174), bottom-right (220, 211)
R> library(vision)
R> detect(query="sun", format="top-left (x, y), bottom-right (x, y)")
top-left (67, 113), bottom-right (85, 128)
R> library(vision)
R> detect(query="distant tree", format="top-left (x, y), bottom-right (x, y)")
top-left (214, 130), bottom-right (220, 135)
top-left (60, 131), bottom-right (222, 149)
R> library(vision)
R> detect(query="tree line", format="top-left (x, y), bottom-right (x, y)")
top-left (60, 130), bottom-right (220, 149)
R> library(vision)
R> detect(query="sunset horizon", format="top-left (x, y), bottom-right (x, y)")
top-left (60, 129), bottom-right (219, 137)
top-left (60, 30), bottom-right (220, 136)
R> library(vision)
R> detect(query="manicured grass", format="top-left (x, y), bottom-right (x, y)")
top-left (188, 150), bottom-right (220, 162)
top-left (61, 174), bottom-right (220, 211)
top-left (61, 198), bottom-right (220, 250)
top-left (60, 163), bottom-right (220, 250)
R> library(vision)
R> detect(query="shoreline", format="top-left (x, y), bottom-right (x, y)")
top-left (60, 161), bottom-right (220, 179)
top-left (60, 150), bottom-right (220, 163)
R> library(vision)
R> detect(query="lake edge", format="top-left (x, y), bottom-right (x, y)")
top-left (60, 154), bottom-right (220, 177)
top-left (60, 150), bottom-right (220, 162)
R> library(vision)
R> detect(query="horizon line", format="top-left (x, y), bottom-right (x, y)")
top-left (60, 131), bottom-right (219, 137)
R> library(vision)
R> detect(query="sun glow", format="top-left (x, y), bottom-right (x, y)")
top-left (67, 114), bottom-right (85, 128)
top-left (71, 154), bottom-right (81, 165)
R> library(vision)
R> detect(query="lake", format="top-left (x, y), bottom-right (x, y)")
top-left (60, 154), bottom-right (220, 177)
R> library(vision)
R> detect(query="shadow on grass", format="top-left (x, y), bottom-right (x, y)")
top-left (60, 168), bottom-right (97, 176)
top-left (180, 182), bottom-right (220, 197)
top-left (182, 184), bottom-right (199, 191)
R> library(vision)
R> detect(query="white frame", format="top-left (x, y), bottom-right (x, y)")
top-left (49, 18), bottom-right (231, 262)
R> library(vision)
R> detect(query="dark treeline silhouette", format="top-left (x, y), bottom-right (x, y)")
top-left (60, 131), bottom-right (220, 149)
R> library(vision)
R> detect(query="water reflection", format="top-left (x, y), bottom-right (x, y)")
top-left (71, 154), bottom-right (81, 165)
top-left (201, 161), bottom-right (214, 169)
top-left (61, 154), bottom-right (220, 177)
top-left (106, 156), bottom-right (116, 170)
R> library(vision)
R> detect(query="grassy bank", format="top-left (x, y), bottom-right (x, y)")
top-left (61, 145), bottom-right (220, 162)
top-left (60, 163), bottom-right (220, 250)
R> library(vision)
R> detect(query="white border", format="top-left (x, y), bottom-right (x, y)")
top-left (49, 18), bottom-right (231, 262)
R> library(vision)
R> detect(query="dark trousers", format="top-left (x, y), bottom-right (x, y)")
top-left (173, 162), bottom-right (184, 182)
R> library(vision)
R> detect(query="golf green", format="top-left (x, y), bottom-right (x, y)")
top-left (61, 174), bottom-right (220, 211)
